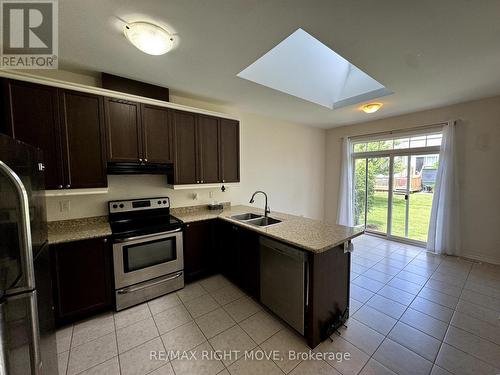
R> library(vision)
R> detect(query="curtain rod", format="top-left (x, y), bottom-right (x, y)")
top-left (348, 121), bottom-right (451, 141)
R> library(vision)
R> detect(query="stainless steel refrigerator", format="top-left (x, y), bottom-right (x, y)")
top-left (0, 134), bottom-right (57, 374)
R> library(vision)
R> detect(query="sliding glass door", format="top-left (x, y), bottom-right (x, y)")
top-left (352, 133), bottom-right (442, 245)
top-left (407, 153), bottom-right (439, 242)
top-left (354, 157), bottom-right (390, 234)
top-left (390, 155), bottom-right (408, 238)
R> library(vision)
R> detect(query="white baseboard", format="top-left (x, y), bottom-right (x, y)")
top-left (460, 251), bottom-right (500, 266)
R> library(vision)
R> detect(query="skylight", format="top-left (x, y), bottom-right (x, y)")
top-left (237, 29), bottom-right (392, 109)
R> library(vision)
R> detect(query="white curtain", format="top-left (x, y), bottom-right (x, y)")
top-left (427, 121), bottom-right (460, 255)
top-left (337, 137), bottom-right (354, 226)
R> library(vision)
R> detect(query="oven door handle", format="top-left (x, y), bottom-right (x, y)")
top-left (117, 272), bottom-right (183, 294)
top-left (114, 228), bottom-right (182, 243)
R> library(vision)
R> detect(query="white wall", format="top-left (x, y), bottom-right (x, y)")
top-left (324, 96), bottom-right (500, 265)
top-left (38, 71), bottom-right (326, 222)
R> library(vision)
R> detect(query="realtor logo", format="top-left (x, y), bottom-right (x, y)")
top-left (0, 0), bottom-right (58, 68)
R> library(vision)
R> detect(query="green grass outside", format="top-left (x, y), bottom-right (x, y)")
top-left (366, 191), bottom-right (433, 242)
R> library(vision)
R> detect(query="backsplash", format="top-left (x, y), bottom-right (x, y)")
top-left (45, 174), bottom-right (237, 221)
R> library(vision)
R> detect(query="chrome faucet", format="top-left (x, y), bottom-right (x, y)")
top-left (249, 191), bottom-right (270, 217)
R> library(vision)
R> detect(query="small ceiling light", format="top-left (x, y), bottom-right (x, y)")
top-left (123, 22), bottom-right (174, 55)
top-left (361, 103), bottom-right (383, 114)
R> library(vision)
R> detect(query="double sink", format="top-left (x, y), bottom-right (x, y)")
top-left (230, 213), bottom-right (282, 227)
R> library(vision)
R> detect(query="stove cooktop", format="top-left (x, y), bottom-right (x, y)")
top-left (108, 197), bottom-right (184, 239)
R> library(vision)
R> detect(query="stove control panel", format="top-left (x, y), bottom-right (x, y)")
top-left (109, 197), bottom-right (170, 213)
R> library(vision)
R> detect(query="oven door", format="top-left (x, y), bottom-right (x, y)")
top-left (113, 229), bottom-right (183, 289)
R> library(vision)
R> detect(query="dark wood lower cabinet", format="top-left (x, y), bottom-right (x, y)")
top-left (50, 237), bottom-right (112, 325)
top-left (216, 221), bottom-right (260, 299)
top-left (217, 220), bottom-right (240, 284)
top-left (183, 220), bottom-right (217, 282)
top-left (237, 228), bottom-right (260, 299)
top-left (305, 246), bottom-right (350, 348)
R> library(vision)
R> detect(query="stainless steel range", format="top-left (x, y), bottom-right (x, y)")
top-left (108, 197), bottom-right (184, 311)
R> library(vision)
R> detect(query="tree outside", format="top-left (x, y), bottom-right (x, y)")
top-left (353, 141), bottom-right (404, 228)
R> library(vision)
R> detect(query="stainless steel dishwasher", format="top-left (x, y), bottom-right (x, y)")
top-left (260, 237), bottom-right (307, 334)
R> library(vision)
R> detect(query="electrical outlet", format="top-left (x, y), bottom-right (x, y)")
top-left (59, 200), bottom-right (70, 213)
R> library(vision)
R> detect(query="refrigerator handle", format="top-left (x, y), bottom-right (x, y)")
top-left (0, 298), bottom-right (9, 375)
top-left (28, 292), bottom-right (42, 374)
top-left (0, 161), bottom-right (36, 292)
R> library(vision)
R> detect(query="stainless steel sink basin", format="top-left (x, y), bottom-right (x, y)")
top-left (246, 217), bottom-right (282, 227)
top-left (230, 213), bottom-right (263, 221)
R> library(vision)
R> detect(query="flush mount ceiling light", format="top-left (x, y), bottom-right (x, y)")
top-left (361, 103), bottom-right (383, 113)
top-left (123, 22), bottom-right (174, 55)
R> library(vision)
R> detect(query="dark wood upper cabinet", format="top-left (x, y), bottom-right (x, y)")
top-left (1, 78), bottom-right (239, 188)
top-left (59, 90), bottom-right (107, 188)
top-left (170, 112), bottom-right (239, 185)
top-left (1, 79), bottom-right (64, 189)
top-left (141, 104), bottom-right (172, 163)
top-left (220, 118), bottom-right (240, 183)
top-left (104, 98), bottom-right (142, 162)
top-left (50, 237), bottom-right (112, 325)
top-left (197, 115), bottom-right (220, 183)
top-left (172, 110), bottom-right (198, 184)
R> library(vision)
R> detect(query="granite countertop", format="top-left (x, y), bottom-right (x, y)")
top-left (172, 205), bottom-right (364, 253)
top-left (47, 205), bottom-right (363, 252)
top-left (47, 216), bottom-right (112, 244)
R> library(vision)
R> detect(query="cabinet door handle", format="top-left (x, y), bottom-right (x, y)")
top-left (58, 185), bottom-right (63, 189)
top-left (139, 158), bottom-right (143, 162)
top-left (201, 180), bottom-right (204, 183)
top-left (103, 238), bottom-right (108, 243)
top-left (222, 179), bottom-right (225, 183)
top-left (66, 184), bottom-right (70, 188)
top-left (144, 158), bottom-right (148, 162)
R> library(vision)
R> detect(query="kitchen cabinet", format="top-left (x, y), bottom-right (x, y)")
top-left (104, 99), bottom-right (172, 164)
top-left (238, 227), bottom-right (260, 298)
top-left (1, 79), bottom-right (107, 189)
top-left (1, 79), bottom-right (63, 189)
top-left (59, 90), bottom-right (107, 188)
top-left (142, 104), bottom-right (172, 163)
top-left (171, 110), bottom-right (198, 184)
top-left (197, 115), bottom-right (220, 183)
top-left (171, 112), bottom-right (239, 185)
top-left (219, 119), bottom-right (240, 183)
top-left (1, 77), bottom-right (238, 188)
top-left (216, 221), bottom-right (260, 298)
top-left (183, 220), bottom-right (217, 282)
top-left (104, 98), bottom-right (142, 162)
top-left (217, 220), bottom-right (240, 283)
top-left (50, 237), bottom-right (112, 325)
top-left (305, 244), bottom-right (350, 348)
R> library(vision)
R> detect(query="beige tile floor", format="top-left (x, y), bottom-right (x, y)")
top-left (56, 235), bottom-right (500, 375)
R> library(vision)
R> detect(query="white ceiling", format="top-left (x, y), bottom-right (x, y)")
top-left (60, 0), bottom-right (500, 128)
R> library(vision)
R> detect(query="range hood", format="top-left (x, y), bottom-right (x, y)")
top-left (107, 162), bottom-right (173, 175)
